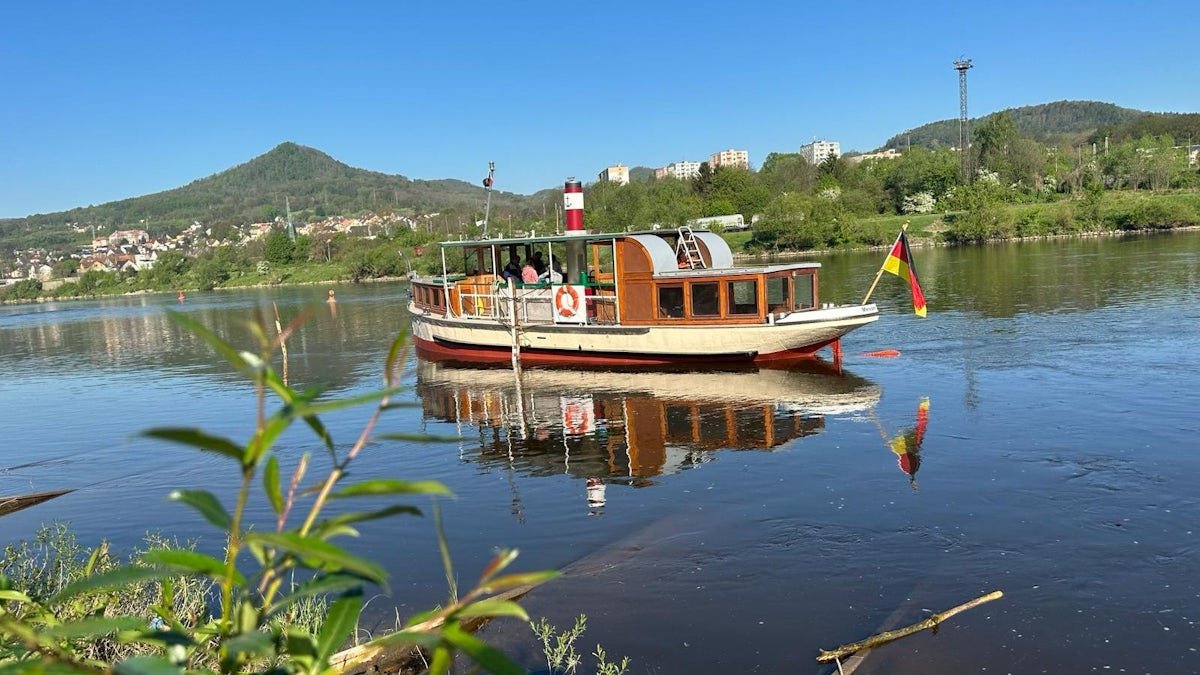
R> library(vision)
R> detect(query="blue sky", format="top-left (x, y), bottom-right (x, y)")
top-left (2, 0), bottom-right (1197, 217)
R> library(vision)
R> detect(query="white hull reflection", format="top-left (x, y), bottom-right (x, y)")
top-left (415, 360), bottom-right (881, 483)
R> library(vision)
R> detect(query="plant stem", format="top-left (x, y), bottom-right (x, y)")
top-left (221, 468), bottom-right (254, 633)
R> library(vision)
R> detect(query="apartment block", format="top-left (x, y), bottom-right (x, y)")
top-left (800, 140), bottom-right (841, 165)
top-left (709, 148), bottom-right (749, 170)
top-left (598, 164), bottom-right (630, 185)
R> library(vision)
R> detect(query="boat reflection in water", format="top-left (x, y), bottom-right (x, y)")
top-left (415, 360), bottom-right (882, 507)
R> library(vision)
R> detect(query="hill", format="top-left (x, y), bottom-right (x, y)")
top-left (5, 143), bottom-right (540, 237)
top-left (1090, 112), bottom-right (1200, 145)
top-left (882, 101), bottom-right (1148, 150)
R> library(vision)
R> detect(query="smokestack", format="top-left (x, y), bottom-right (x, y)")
top-left (563, 178), bottom-right (584, 233)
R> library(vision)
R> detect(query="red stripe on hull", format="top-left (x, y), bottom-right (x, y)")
top-left (413, 336), bottom-right (831, 367)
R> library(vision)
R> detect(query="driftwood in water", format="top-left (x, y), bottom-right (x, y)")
top-left (330, 583), bottom-right (537, 674)
top-left (0, 489), bottom-right (73, 518)
top-left (816, 590), bottom-right (1004, 663)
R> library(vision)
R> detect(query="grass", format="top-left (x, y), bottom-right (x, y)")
top-left (0, 522), bottom-right (326, 669)
top-left (856, 213), bottom-right (944, 238)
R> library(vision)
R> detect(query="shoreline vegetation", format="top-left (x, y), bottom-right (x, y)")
top-left (5, 189), bottom-right (1199, 306)
top-left (7, 110), bottom-right (1200, 305)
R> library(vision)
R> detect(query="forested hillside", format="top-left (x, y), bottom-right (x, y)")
top-left (6, 143), bottom-right (540, 235)
top-left (1092, 113), bottom-right (1200, 145)
top-left (884, 101), bottom-right (1147, 150)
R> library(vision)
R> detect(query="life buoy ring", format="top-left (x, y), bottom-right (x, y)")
top-left (554, 285), bottom-right (582, 319)
top-left (563, 400), bottom-right (589, 436)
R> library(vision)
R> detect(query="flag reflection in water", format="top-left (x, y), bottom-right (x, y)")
top-left (888, 397), bottom-right (931, 489)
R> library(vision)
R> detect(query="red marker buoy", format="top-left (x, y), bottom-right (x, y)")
top-left (864, 349), bottom-right (901, 358)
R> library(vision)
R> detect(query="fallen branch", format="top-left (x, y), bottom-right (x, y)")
top-left (816, 590), bottom-right (1003, 663)
top-left (330, 583), bottom-right (538, 674)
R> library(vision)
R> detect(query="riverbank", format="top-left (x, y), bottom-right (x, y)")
top-left (6, 189), bottom-right (1200, 305)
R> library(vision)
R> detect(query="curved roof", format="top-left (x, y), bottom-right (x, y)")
top-left (693, 232), bottom-right (734, 268)
top-left (627, 234), bottom-right (679, 274)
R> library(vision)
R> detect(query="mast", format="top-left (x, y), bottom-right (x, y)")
top-left (481, 161), bottom-right (495, 236)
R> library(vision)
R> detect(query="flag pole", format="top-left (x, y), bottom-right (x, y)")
top-left (861, 221), bottom-right (910, 306)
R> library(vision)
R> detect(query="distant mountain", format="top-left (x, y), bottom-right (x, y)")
top-left (8, 142), bottom-right (539, 234)
top-left (629, 166), bottom-right (656, 182)
top-left (882, 101), bottom-right (1149, 150)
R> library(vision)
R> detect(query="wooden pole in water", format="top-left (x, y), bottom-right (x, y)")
top-left (507, 278), bottom-right (521, 372)
top-left (816, 590), bottom-right (1003, 663)
top-left (272, 302), bottom-right (289, 387)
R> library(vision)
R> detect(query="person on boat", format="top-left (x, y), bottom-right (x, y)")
top-left (531, 251), bottom-right (547, 276)
top-left (521, 260), bottom-right (539, 284)
top-left (539, 259), bottom-right (564, 283)
top-left (502, 253), bottom-right (522, 282)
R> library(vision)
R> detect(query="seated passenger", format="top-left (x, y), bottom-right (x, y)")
top-left (521, 262), bottom-right (539, 283)
top-left (501, 253), bottom-right (522, 282)
top-left (539, 260), bottom-right (564, 283)
top-left (531, 251), bottom-right (547, 276)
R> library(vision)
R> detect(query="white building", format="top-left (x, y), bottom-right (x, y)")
top-left (598, 164), bottom-right (630, 185)
top-left (800, 140), bottom-right (841, 165)
top-left (709, 149), bottom-right (749, 170)
top-left (656, 160), bottom-right (702, 181)
top-left (846, 148), bottom-right (902, 164)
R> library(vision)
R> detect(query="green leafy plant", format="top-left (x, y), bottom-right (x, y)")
top-left (0, 311), bottom-right (556, 674)
top-left (531, 615), bottom-right (629, 675)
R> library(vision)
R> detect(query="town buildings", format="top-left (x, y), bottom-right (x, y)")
top-left (708, 149), bottom-right (749, 170)
top-left (846, 148), bottom-right (902, 163)
top-left (598, 164), bottom-right (630, 185)
top-left (800, 139), bottom-right (841, 165)
top-left (654, 160), bottom-right (702, 181)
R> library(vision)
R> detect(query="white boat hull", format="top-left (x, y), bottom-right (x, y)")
top-left (410, 302), bottom-right (878, 366)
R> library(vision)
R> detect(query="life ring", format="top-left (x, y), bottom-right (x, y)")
top-left (554, 285), bottom-right (582, 319)
top-left (563, 400), bottom-right (590, 435)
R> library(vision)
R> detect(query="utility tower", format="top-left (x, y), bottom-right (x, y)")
top-left (954, 58), bottom-right (973, 182)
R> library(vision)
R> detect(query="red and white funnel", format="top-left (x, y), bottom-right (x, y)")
top-left (564, 178), bottom-right (584, 233)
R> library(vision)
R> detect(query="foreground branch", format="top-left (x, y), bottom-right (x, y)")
top-left (816, 590), bottom-right (1003, 663)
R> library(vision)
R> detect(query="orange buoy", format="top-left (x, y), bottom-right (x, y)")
top-left (864, 349), bottom-right (901, 358)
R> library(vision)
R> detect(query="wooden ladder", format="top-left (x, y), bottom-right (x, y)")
top-left (676, 226), bottom-right (705, 269)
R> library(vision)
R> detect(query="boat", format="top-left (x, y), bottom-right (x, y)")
top-left (409, 179), bottom-right (878, 367)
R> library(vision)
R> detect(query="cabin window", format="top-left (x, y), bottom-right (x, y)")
top-left (766, 276), bottom-right (790, 314)
top-left (793, 273), bottom-right (814, 310)
top-left (657, 285), bottom-right (685, 318)
top-left (726, 280), bottom-right (758, 315)
top-left (690, 283), bottom-right (719, 316)
top-left (664, 404), bottom-right (694, 442)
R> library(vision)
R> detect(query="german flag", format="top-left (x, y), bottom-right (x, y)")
top-left (881, 230), bottom-right (927, 317)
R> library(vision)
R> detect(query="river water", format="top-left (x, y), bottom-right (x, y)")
top-left (1, 232), bottom-right (1198, 673)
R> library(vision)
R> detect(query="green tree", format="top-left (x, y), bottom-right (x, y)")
top-left (52, 258), bottom-right (79, 278)
top-left (758, 153), bottom-right (817, 194)
top-left (707, 167), bottom-right (770, 218)
top-left (750, 193), bottom-right (840, 251)
top-left (190, 257), bottom-right (231, 290)
top-left (147, 251), bottom-right (190, 288)
top-left (264, 229), bottom-right (296, 265)
top-left (642, 179), bottom-right (703, 227)
top-left (943, 183), bottom-right (1016, 243)
top-left (879, 148), bottom-right (961, 212)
